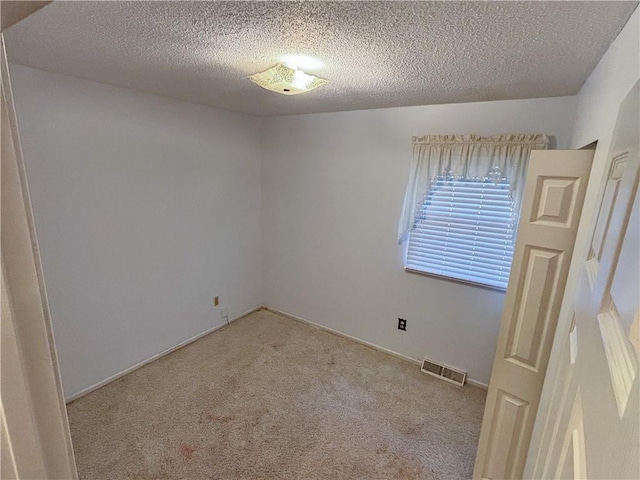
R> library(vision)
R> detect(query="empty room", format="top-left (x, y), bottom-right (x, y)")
top-left (1, 1), bottom-right (639, 479)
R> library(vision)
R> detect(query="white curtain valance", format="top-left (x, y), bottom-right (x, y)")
top-left (398, 133), bottom-right (549, 244)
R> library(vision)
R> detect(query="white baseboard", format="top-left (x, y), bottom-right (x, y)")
top-left (66, 304), bottom-right (487, 403)
top-left (263, 306), bottom-right (488, 390)
top-left (466, 378), bottom-right (489, 390)
top-left (65, 305), bottom-right (262, 403)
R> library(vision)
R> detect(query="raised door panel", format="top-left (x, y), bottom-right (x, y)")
top-left (506, 247), bottom-right (563, 371)
top-left (480, 390), bottom-right (531, 480)
top-left (554, 390), bottom-right (587, 480)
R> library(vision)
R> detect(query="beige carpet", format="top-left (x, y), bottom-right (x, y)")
top-left (67, 310), bottom-right (486, 479)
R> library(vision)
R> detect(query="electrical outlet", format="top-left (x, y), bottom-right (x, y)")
top-left (398, 318), bottom-right (407, 331)
top-left (213, 296), bottom-right (219, 306)
top-left (220, 307), bottom-right (229, 320)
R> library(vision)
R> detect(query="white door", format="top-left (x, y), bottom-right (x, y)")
top-left (474, 148), bottom-right (594, 479)
top-left (527, 81), bottom-right (639, 479)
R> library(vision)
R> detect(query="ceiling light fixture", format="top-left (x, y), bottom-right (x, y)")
top-left (248, 64), bottom-right (328, 95)
top-left (280, 54), bottom-right (324, 70)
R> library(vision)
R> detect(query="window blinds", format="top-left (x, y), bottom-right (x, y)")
top-left (405, 178), bottom-right (515, 290)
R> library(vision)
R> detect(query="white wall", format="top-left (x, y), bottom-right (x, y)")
top-left (10, 65), bottom-right (263, 398)
top-left (262, 96), bottom-right (577, 384)
top-left (571, 10), bottom-right (639, 149)
top-left (10, 61), bottom-right (583, 393)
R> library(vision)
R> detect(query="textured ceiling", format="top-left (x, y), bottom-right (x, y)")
top-left (0, 1), bottom-right (50, 32)
top-left (5, 1), bottom-right (638, 116)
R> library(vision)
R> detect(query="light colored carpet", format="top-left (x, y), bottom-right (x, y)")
top-left (67, 310), bottom-right (486, 479)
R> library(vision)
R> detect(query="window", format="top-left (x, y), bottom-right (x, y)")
top-left (405, 176), bottom-right (515, 290)
top-left (398, 134), bottom-right (548, 290)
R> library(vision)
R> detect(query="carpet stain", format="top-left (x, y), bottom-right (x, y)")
top-left (327, 354), bottom-right (336, 366)
top-left (250, 408), bottom-right (270, 427)
top-left (403, 424), bottom-right (421, 436)
top-left (180, 444), bottom-right (196, 460)
top-left (388, 453), bottom-right (424, 480)
top-left (395, 463), bottom-right (424, 480)
top-left (270, 342), bottom-right (285, 350)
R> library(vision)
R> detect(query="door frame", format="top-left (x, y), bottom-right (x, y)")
top-left (1, 34), bottom-right (77, 478)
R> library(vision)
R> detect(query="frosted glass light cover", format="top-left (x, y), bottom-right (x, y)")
top-left (248, 64), bottom-right (327, 95)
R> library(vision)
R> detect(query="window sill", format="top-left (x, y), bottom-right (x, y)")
top-left (404, 267), bottom-right (508, 293)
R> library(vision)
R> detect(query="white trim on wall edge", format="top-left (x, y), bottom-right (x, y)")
top-left (65, 303), bottom-right (487, 403)
top-left (262, 306), bottom-right (488, 390)
top-left (64, 306), bottom-right (262, 403)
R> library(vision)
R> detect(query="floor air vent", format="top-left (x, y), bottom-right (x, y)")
top-left (421, 359), bottom-right (466, 386)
